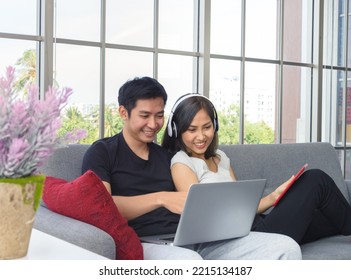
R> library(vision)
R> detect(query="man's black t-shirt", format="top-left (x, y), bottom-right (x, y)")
top-left (82, 132), bottom-right (180, 236)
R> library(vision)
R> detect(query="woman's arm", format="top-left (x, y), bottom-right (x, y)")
top-left (171, 162), bottom-right (199, 192)
top-left (229, 166), bottom-right (236, 181)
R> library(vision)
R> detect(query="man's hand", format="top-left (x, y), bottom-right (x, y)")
top-left (158, 191), bottom-right (188, 214)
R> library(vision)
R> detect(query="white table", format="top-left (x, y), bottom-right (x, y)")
top-left (22, 229), bottom-right (108, 260)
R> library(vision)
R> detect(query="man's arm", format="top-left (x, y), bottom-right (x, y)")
top-left (102, 181), bottom-right (187, 220)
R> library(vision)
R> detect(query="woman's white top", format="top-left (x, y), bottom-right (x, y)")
top-left (171, 149), bottom-right (234, 183)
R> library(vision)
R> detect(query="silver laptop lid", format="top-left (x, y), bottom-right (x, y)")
top-left (172, 179), bottom-right (266, 246)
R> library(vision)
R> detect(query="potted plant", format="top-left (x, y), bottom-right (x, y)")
top-left (0, 66), bottom-right (83, 259)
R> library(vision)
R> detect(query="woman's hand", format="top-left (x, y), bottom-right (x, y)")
top-left (270, 175), bottom-right (295, 203)
top-left (257, 175), bottom-right (294, 214)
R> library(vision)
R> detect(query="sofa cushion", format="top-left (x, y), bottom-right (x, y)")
top-left (42, 170), bottom-right (143, 260)
top-left (34, 204), bottom-right (116, 259)
top-left (301, 235), bottom-right (351, 259)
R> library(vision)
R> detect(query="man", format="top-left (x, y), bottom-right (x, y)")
top-left (82, 77), bottom-right (302, 260)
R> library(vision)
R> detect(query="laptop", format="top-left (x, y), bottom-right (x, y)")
top-left (140, 179), bottom-right (266, 246)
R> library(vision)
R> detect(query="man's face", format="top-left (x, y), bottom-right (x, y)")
top-left (120, 97), bottom-right (165, 144)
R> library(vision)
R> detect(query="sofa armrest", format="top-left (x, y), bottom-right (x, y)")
top-left (344, 180), bottom-right (351, 203)
top-left (33, 204), bottom-right (115, 259)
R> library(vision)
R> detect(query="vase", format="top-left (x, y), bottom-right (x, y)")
top-left (0, 175), bottom-right (45, 259)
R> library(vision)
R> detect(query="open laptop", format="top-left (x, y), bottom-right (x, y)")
top-left (140, 179), bottom-right (266, 246)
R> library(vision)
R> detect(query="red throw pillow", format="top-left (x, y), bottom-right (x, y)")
top-left (42, 170), bottom-right (143, 260)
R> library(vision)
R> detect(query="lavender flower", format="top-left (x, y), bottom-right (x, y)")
top-left (0, 66), bottom-right (79, 178)
top-left (59, 129), bottom-right (88, 145)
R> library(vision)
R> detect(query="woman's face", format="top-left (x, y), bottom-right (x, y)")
top-left (181, 108), bottom-right (215, 158)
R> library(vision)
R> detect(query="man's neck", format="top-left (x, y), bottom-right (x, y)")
top-left (122, 130), bottom-right (149, 160)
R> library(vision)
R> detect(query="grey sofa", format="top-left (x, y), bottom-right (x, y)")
top-left (34, 142), bottom-right (351, 259)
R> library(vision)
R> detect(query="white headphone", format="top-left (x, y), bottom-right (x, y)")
top-left (167, 93), bottom-right (219, 138)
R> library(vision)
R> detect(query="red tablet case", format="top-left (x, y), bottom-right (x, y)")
top-left (272, 163), bottom-right (308, 206)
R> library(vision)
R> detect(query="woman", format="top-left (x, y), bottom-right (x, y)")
top-left (161, 93), bottom-right (351, 244)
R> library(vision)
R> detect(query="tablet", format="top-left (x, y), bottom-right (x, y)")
top-left (272, 163), bottom-right (308, 206)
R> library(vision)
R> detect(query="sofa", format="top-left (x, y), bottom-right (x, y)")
top-left (33, 142), bottom-right (351, 259)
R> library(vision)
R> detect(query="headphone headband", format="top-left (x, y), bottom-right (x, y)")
top-left (167, 93), bottom-right (218, 137)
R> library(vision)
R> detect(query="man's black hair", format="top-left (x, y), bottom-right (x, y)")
top-left (118, 77), bottom-right (168, 114)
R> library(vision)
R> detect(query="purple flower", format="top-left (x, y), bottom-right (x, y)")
top-left (0, 65), bottom-right (83, 178)
top-left (62, 129), bottom-right (88, 144)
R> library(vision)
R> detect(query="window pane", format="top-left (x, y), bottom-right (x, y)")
top-left (106, 0), bottom-right (153, 47)
top-left (322, 69), bottom-right (342, 146)
top-left (105, 49), bottom-right (153, 105)
top-left (0, 0), bottom-right (37, 35)
top-left (55, 44), bottom-right (100, 104)
top-left (210, 58), bottom-right (241, 144)
top-left (211, 0), bottom-right (241, 56)
top-left (283, 0), bottom-right (313, 63)
top-left (159, 0), bottom-right (194, 51)
top-left (158, 54), bottom-right (194, 112)
top-left (55, 44), bottom-right (100, 143)
top-left (324, 0), bottom-right (345, 67)
top-left (55, 0), bottom-right (100, 41)
top-left (282, 66), bottom-right (311, 143)
top-left (322, 70), bottom-right (351, 146)
top-left (244, 62), bottom-right (276, 144)
top-left (246, 0), bottom-right (278, 60)
top-left (0, 39), bottom-right (37, 83)
top-left (331, 70), bottom-right (345, 147)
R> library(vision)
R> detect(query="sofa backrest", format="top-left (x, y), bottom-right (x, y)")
top-left (219, 142), bottom-right (349, 201)
top-left (39, 144), bottom-right (90, 181)
top-left (40, 142), bottom-right (349, 203)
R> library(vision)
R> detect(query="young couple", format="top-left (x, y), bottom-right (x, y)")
top-left (82, 76), bottom-right (351, 260)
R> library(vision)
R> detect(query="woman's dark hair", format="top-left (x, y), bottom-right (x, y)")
top-left (118, 77), bottom-right (168, 114)
top-left (161, 94), bottom-right (218, 158)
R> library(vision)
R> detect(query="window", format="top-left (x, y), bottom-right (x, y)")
top-left (1, 0), bottom-right (351, 177)
top-left (323, 0), bottom-right (351, 178)
top-left (209, 0), bottom-right (313, 145)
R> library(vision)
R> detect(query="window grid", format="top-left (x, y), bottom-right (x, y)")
top-left (2, 0), bottom-right (351, 177)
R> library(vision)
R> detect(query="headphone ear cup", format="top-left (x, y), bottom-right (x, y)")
top-left (172, 121), bottom-right (178, 138)
top-left (167, 120), bottom-right (173, 137)
top-left (214, 119), bottom-right (218, 131)
top-left (213, 108), bottom-right (219, 132)
top-left (167, 119), bottom-right (178, 138)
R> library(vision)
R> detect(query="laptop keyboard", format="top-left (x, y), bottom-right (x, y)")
top-left (162, 237), bottom-right (175, 241)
